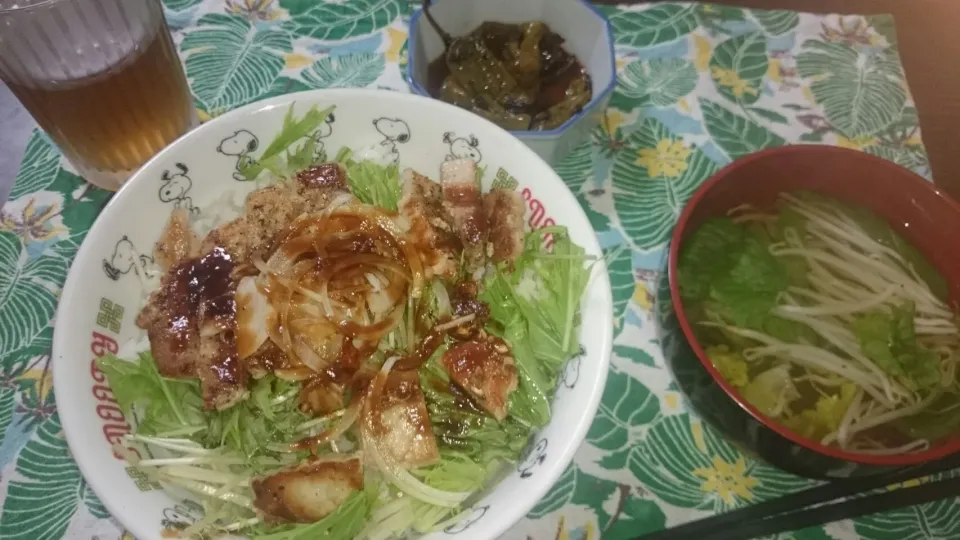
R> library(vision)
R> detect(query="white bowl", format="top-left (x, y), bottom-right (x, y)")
top-left (406, 0), bottom-right (616, 164)
top-left (52, 89), bottom-right (613, 540)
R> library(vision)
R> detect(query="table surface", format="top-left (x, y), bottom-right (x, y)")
top-left (0, 1), bottom-right (953, 539)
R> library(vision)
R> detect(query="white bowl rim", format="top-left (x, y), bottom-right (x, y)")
top-left (52, 87), bottom-right (613, 540)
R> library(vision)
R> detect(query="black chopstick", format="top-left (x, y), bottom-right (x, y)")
top-left (719, 474), bottom-right (960, 540)
top-left (634, 455), bottom-right (960, 540)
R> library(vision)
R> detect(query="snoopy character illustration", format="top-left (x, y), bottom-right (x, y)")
top-left (442, 131), bottom-right (482, 162)
top-left (444, 505), bottom-right (489, 534)
top-left (309, 112), bottom-right (336, 161)
top-left (561, 346), bottom-right (586, 389)
top-left (159, 501), bottom-right (202, 531)
top-left (217, 129), bottom-right (259, 181)
top-left (373, 117), bottom-right (411, 163)
top-left (158, 162), bottom-right (197, 214)
top-left (103, 236), bottom-right (153, 281)
top-left (518, 438), bottom-right (548, 478)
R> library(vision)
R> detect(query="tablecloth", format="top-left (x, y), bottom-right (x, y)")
top-left (0, 1), bottom-right (947, 539)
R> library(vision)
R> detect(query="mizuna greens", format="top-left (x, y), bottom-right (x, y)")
top-left (97, 104), bottom-right (596, 539)
top-left (678, 191), bottom-right (960, 454)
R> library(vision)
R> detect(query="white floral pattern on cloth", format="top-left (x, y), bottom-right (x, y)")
top-left (0, 1), bottom-right (952, 539)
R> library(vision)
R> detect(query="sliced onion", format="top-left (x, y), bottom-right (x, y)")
top-left (433, 313), bottom-right (475, 333)
top-left (360, 356), bottom-right (469, 508)
top-left (291, 399), bottom-right (361, 452)
top-left (432, 279), bottom-right (451, 318)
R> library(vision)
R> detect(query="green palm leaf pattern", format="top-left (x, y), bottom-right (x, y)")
top-left (710, 31), bottom-right (769, 106)
top-left (301, 53), bottom-right (386, 89)
top-left (606, 245), bottom-right (635, 331)
top-left (553, 141), bottom-right (613, 232)
top-left (267, 76), bottom-right (313, 99)
top-left (529, 464), bottom-right (612, 518)
top-left (615, 344), bottom-right (656, 368)
top-left (181, 13), bottom-right (292, 115)
top-left (628, 414), bottom-right (813, 511)
top-left (602, 494), bottom-right (668, 539)
top-left (612, 118), bottom-right (718, 250)
top-left (587, 367), bottom-right (660, 454)
top-left (855, 499), bottom-right (960, 540)
top-left (797, 40), bottom-right (906, 138)
top-left (163, 0), bottom-right (201, 11)
top-left (0, 413), bottom-right (107, 539)
top-left (9, 132), bottom-right (61, 201)
top-left (752, 10), bottom-right (800, 36)
top-left (530, 466), bottom-right (668, 538)
top-left (280, 0), bottom-right (401, 41)
top-left (554, 141), bottom-right (594, 192)
top-left (700, 98), bottom-right (786, 160)
top-left (610, 59), bottom-right (698, 111)
top-left (864, 144), bottom-right (929, 174)
top-left (607, 4), bottom-right (698, 48)
top-left (0, 233), bottom-right (69, 360)
top-left (0, 386), bottom-right (15, 440)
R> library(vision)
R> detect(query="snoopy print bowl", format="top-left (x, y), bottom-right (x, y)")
top-left (52, 89), bottom-right (613, 540)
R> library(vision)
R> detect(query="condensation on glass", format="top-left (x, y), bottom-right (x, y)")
top-left (0, 0), bottom-right (197, 191)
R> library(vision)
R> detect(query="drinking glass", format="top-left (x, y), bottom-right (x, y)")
top-left (0, 0), bottom-right (198, 191)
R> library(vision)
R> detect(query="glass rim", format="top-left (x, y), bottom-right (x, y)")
top-left (0, 0), bottom-right (157, 13)
top-left (0, 0), bottom-right (68, 13)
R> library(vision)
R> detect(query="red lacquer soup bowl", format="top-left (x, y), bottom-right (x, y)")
top-left (655, 145), bottom-right (960, 479)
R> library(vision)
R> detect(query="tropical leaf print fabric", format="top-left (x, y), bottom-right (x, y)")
top-left (0, 1), bottom-right (947, 539)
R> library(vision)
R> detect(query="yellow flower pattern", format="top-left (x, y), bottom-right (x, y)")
top-left (385, 27), bottom-right (407, 63)
top-left (225, 0), bottom-right (281, 21)
top-left (710, 66), bottom-right (759, 98)
top-left (0, 197), bottom-right (65, 243)
top-left (636, 139), bottom-right (692, 178)
top-left (693, 456), bottom-right (759, 505)
top-left (836, 134), bottom-right (878, 151)
top-left (284, 53), bottom-right (314, 69)
top-left (694, 34), bottom-right (712, 72)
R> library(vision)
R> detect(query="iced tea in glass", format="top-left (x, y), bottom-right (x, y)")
top-left (0, 0), bottom-right (197, 191)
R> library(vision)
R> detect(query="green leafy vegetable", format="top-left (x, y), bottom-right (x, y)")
top-left (741, 364), bottom-right (799, 418)
top-left (363, 452), bottom-right (493, 540)
top-left (706, 345), bottom-right (749, 387)
top-left (239, 104), bottom-right (336, 181)
top-left (413, 451), bottom-right (496, 492)
top-left (97, 352), bottom-right (205, 435)
top-left (678, 217), bottom-right (744, 301)
top-left (98, 352), bottom-right (309, 466)
top-left (678, 217), bottom-right (790, 330)
top-left (421, 360), bottom-right (528, 459)
top-left (782, 383), bottom-right (858, 440)
top-left (709, 236), bottom-right (789, 329)
top-left (205, 376), bottom-right (311, 465)
top-left (485, 228), bottom-right (590, 369)
top-left (852, 301), bottom-right (941, 391)
top-left (252, 488), bottom-right (374, 540)
top-left (479, 228), bottom-right (592, 427)
top-left (341, 153), bottom-right (402, 211)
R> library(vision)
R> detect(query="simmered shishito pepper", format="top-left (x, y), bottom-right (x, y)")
top-left (421, 0), bottom-right (592, 131)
